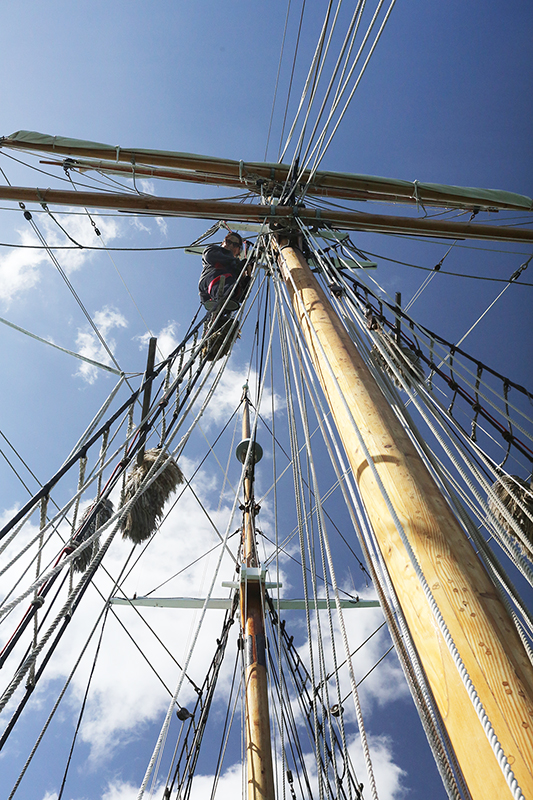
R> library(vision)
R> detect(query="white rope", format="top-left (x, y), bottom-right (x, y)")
top-left (299, 0), bottom-right (367, 167)
top-left (0, 518), bottom-right (120, 714)
top-left (0, 315), bottom-right (122, 375)
top-left (277, 246), bottom-right (527, 800)
top-left (136, 382), bottom-right (270, 799)
top-left (6, 607), bottom-right (108, 800)
top-left (276, 278), bottom-right (378, 799)
top-left (282, 0), bottom-right (344, 170)
top-left (136, 262), bottom-right (270, 797)
top-left (282, 307), bottom-right (365, 798)
top-left (284, 328), bottom-right (344, 799)
top-left (277, 302), bottom-right (326, 800)
top-left (333, 273), bottom-right (533, 583)
top-left (301, 0), bottom-right (397, 183)
top-left (278, 0), bottom-right (336, 163)
top-left (275, 276), bottom-right (465, 798)
top-left (63, 374), bottom-right (125, 463)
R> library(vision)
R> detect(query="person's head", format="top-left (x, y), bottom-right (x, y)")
top-left (223, 232), bottom-right (243, 256)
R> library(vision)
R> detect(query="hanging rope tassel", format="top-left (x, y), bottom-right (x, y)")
top-left (73, 498), bottom-right (114, 573)
top-left (120, 448), bottom-right (183, 544)
top-left (489, 475), bottom-right (533, 561)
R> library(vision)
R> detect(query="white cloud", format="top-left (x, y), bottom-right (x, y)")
top-left (348, 734), bottom-right (407, 800)
top-left (0, 393), bottom-right (407, 797)
top-left (189, 761), bottom-right (243, 800)
top-left (154, 217), bottom-right (168, 237)
top-left (130, 216), bottom-right (151, 234)
top-left (295, 591), bottom-right (408, 720)
top-left (139, 180), bottom-right (155, 195)
top-left (187, 733), bottom-right (406, 800)
top-left (75, 305), bottom-right (128, 383)
top-left (137, 321), bottom-right (180, 361)
top-left (101, 781), bottom-right (140, 800)
top-left (0, 210), bottom-right (121, 307)
top-left (38, 463), bottom-right (242, 763)
top-left (199, 365), bottom-right (284, 430)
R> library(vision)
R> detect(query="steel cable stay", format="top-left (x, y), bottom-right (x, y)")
top-left (311, 236), bottom-right (533, 445)
top-left (281, 323), bottom-right (356, 799)
top-left (296, 0), bottom-right (367, 170)
top-left (136, 341), bottom-right (274, 798)
top-left (132, 268), bottom-right (272, 796)
top-left (280, 301), bottom-right (479, 800)
top-left (283, 0), bottom-right (343, 178)
top-left (280, 316), bottom-right (471, 800)
top-left (274, 238), bottom-right (528, 792)
top-left (278, 0), bottom-right (336, 166)
top-left (272, 283), bottom-right (386, 799)
top-left (273, 275), bottom-right (467, 797)
top-left (284, 230), bottom-right (528, 632)
top-left (316, 249), bottom-right (533, 581)
top-left (266, 602), bottom-right (369, 800)
top-left (296, 225), bottom-right (529, 560)
top-left (279, 0), bottom-right (383, 176)
top-left (343, 325), bottom-right (533, 642)
top-left (299, 0), bottom-right (398, 186)
top-left (264, 0), bottom-right (293, 161)
top-left (335, 276), bottom-right (533, 457)
top-left (277, 297), bottom-right (328, 799)
top-left (276, 0), bottom-right (309, 162)
top-left (276, 238), bottom-right (529, 798)
top-left (327, 270), bottom-right (533, 590)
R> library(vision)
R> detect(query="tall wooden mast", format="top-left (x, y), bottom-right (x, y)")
top-left (238, 386), bottom-right (275, 800)
top-left (275, 237), bottom-right (533, 799)
top-left (2, 131), bottom-right (533, 797)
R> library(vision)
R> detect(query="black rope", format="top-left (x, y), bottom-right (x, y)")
top-left (0, 312), bottom-right (207, 544)
top-left (57, 608), bottom-right (109, 800)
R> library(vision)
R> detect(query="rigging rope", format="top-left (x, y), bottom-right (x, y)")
top-left (277, 239), bottom-right (527, 799)
top-left (20, 203), bottom-right (125, 375)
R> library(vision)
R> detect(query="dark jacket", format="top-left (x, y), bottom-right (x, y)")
top-left (199, 244), bottom-right (247, 303)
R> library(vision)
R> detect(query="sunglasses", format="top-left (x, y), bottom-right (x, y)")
top-left (227, 240), bottom-right (241, 248)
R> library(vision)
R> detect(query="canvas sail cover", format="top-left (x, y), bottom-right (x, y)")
top-left (2, 130), bottom-right (532, 211)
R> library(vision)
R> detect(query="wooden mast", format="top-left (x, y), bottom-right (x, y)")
top-left (3, 137), bottom-right (533, 796)
top-left (238, 386), bottom-right (275, 800)
top-left (275, 238), bottom-right (533, 800)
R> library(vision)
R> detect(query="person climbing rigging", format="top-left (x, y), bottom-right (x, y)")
top-left (198, 232), bottom-right (251, 310)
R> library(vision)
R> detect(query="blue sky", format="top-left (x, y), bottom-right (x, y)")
top-left (0, 2), bottom-right (532, 800)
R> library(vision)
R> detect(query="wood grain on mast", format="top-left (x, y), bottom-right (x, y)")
top-left (275, 239), bottom-right (533, 800)
top-left (239, 387), bottom-right (275, 800)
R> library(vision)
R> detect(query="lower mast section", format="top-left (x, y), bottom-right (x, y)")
top-left (238, 386), bottom-right (275, 800)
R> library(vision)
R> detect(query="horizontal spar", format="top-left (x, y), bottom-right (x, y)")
top-left (110, 596), bottom-right (380, 610)
top-left (1, 186), bottom-right (532, 243)
top-left (4, 131), bottom-right (532, 211)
